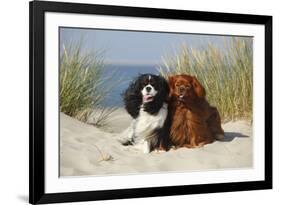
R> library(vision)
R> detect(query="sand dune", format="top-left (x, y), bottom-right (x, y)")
top-left (60, 109), bottom-right (252, 176)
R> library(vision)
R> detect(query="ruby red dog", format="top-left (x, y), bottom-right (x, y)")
top-left (168, 74), bottom-right (224, 148)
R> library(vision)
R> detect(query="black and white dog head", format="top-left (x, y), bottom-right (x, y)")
top-left (121, 74), bottom-right (171, 153)
top-left (123, 74), bottom-right (169, 118)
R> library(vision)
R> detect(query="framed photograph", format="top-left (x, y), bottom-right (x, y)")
top-left (29, 0), bottom-right (272, 204)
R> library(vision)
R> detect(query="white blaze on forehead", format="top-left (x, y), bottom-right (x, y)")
top-left (142, 85), bottom-right (157, 96)
top-left (141, 75), bottom-right (158, 100)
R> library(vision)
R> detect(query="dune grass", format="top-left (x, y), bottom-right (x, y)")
top-left (60, 43), bottom-right (117, 126)
top-left (159, 37), bottom-right (253, 122)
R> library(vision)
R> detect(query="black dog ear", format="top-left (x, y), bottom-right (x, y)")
top-left (122, 77), bottom-right (143, 119)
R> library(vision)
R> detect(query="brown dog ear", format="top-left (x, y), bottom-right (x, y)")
top-left (192, 76), bottom-right (206, 98)
top-left (168, 75), bottom-right (175, 86)
top-left (168, 76), bottom-right (175, 99)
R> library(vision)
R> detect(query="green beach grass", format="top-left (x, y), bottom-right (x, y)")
top-left (159, 37), bottom-right (253, 122)
top-left (59, 43), bottom-right (117, 127)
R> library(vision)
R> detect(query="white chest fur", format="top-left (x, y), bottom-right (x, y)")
top-left (134, 103), bottom-right (168, 142)
top-left (118, 103), bottom-right (168, 153)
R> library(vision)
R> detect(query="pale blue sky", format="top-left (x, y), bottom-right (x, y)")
top-left (60, 27), bottom-right (250, 66)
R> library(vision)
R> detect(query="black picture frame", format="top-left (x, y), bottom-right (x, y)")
top-left (29, 0), bottom-right (272, 204)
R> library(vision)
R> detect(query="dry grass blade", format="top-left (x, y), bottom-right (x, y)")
top-left (159, 37), bottom-right (253, 122)
top-left (93, 144), bottom-right (114, 162)
top-left (60, 42), bottom-right (120, 126)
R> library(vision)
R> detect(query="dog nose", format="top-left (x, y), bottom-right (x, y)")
top-left (179, 87), bottom-right (185, 93)
top-left (146, 86), bottom-right (152, 92)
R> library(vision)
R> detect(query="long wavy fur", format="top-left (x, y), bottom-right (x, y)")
top-left (122, 74), bottom-right (171, 151)
top-left (123, 74), bottom-right (169, 118)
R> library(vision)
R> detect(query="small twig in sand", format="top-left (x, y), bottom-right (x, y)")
top-left (93, 144), bottom-right (114, 162)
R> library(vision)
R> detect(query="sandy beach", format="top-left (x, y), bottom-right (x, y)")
top-left (60, 109), bottom-right (252, 176)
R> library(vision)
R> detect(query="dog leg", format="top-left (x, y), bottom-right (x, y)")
top-left (117, 119), bottom-right (136, 145)
top-left (131, 139), bottom-right (150, 153)
top-left (142, 140), bottom-right (150, 154)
